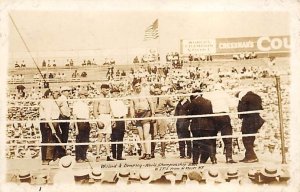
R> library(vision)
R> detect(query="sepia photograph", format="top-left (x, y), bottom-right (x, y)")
top-left (0, 0), bottom-right (300, 191)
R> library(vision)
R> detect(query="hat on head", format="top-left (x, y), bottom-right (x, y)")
top-left (51, 87), bottom-right (60, 92)
top-left (79, 88), bottom-right (89, 96)
top-left (226, 168), bottom-right (239, 179)
top-left (110, 87), bottom-right (120, 93)
top-left (74, 169), bottom-right (90, 182)
top-left (119, 170), bottom-right (130, 178)
top-left (188, 171), bottom-right (203, 182)
top-left (90, 168), bottom-right (103, 180)
top-left (205, 168), bottom-right (223, 182)
top-left (18, 170), bottom-right (31, 180)
top-left (44, 89), bottom-right (51, 97)
top-left (261, 164), bottom-right (280, 178)
top-left (59, 155), bottom-right (75, 169)
top-left (101, 84), bottom-right (110, 89)
top-left (139, 170), bottom-right (152, 183)
top-left (61, 86), bottom-right (71, 92)
top-left (248, 169), bottom-right (257, 180)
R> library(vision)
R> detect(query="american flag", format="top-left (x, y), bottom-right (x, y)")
top-left (144, 19), bottom-right (159, 41)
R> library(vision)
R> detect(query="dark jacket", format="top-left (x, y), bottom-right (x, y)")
top-left (189, 96), bottom-right (215, 131)
top-left (237, 91), bottom-right (265, 133)
top-left (175, 99), bottom-right (191, 125)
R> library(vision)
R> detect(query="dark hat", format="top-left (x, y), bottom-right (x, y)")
top-left (44, 89), bottom-right (51, 97)
top-left (101, 84), bottom-right (110, 89)
top-left (110, 87), bottom-right (120, 93)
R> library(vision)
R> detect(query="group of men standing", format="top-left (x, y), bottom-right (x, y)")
top-left (39, 81), bottom-right (265, 165)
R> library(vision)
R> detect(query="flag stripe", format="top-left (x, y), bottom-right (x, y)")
top-left (144, 19), bottom-right (159, 41)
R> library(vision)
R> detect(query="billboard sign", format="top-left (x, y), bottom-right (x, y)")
top-left (180, 39), bottom-right (216, 55)
top-left (216, 36), bottom-right (290, 53)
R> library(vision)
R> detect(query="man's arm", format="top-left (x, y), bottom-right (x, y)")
top-left (93, 101), bottom-right (99, 118)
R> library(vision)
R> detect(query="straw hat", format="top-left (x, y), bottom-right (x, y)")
top-left (74, 169), bottom-right (90, 182)
top-left (119, 170), bottom-right (130, 178)
top-left (139, 170), bottom-right (152, 183)
top-left (18, 170), bottom-right (31, 180)
top-left (226, 168), bottom-right (239, 179)
top-left (261, 164), bottom-right (280, 178)
top-left (187, 171), bottom-right (203, 182)
top-left (89, 168), bottom-right (103, 180)
top-left (60, 86), bottom-right (71, 92)
top-left (205, 168), bottom-right (223, 183)
top-left (247, 169), bottom-right (257, 180)
top-left (58, 155), bottom-right (75, 169)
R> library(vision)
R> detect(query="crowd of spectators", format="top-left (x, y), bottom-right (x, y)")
top-left (8, 155), bottom-right (290, 186)
top-left (233, 52), bottom-right (257, 60)
top-left (6, 58), bottom-right (290, 163)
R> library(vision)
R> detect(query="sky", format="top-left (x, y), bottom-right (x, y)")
top-left (8, 11), bottom-right (289, 66)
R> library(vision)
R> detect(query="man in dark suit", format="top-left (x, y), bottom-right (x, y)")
top-left (174, 89), bottom-right (192, 159)
top-left (236, 90), bottom-right (265, 163)
top-left (189, 90), bottom-right (217, 164)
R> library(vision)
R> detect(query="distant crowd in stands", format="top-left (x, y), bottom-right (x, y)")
top-left (233, 52), bottom-right (257, 60)
top-left (14, 51), bottom-right (260, 69)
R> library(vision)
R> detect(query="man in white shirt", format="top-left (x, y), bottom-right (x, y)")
top-left (57, 86), bottom-right (72, 157)
top-left (72, 88), bottom-right (91, 163)
top-left (204, 83), bottom-right (237, 163)
top-left (39, 89), bottom-right (61, 165)
top-left (110, 87), bottom-right (128, 160)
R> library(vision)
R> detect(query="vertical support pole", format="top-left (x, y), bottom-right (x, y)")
top-left (275, 76), bottom-right (287, 164)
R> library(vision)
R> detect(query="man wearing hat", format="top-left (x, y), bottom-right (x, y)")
top-left (72, 88), bottom-right (91, 163)
top-left (189, 90), bottom-right (217, 164)
top-left (236, 90), bottom-right (265, 163)
top-left (174, 88), bottom-right (192, 159)
top-left (110, 87), bottom-right (127, 160)
top-left (93, 84), bottom-right (114, 161)
top-left (57, 86), bottom-right (72, 157)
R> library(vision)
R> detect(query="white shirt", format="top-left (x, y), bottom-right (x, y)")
top-left (73, 100), bottom-right (90, 119)
top-left (57, 95), bottom-right (71, 117)
top-left (39, 99), bottom-right (60, 120)
top-left (204, 91), bottom-right (235, 113)
top-left (110, 99), bottom-right (128, 118)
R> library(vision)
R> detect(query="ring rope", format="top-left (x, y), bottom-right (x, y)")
top-left (7, 88), bottom-right (261, 102)
top-left (5, 133), bottom-right (259, 146)
top-left (6, 110), bottom-right (263, 124)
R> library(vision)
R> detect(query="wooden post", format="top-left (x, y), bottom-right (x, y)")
top-left (275, 76), bottom-right (287, 164)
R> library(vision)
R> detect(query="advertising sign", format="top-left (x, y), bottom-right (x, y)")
top-left (180, 39), bottom-right (216, 55)
top-left (216, 36), bottom-right (290, 53)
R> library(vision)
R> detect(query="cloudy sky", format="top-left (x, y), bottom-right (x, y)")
top-left (8, 10), bottom-right (289, 65)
